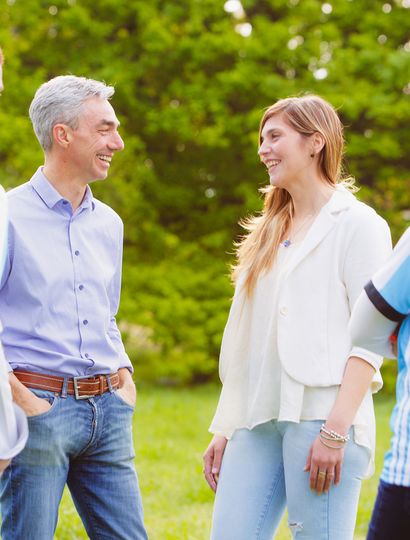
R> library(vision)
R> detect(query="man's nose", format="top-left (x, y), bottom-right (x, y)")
top-left (110, 132), bottom-right (124, 152)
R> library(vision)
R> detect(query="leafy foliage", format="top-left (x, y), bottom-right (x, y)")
top-left (0, 0), bottom-right (408, 384)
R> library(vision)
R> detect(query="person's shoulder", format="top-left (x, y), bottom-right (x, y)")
top-left (92, 198), bottom-right (123, 226)
top-left (334, 189), bottom-right (390, 247)
top-left (346, 193), bottom-right (388, 230)
top-left (5, 183), bottom-right (34, 213)
top-left (394, 227), bottom-right (410, 252)
top-left (6, 182), bottom-right (32, 201)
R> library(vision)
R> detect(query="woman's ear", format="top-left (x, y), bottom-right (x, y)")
top-left (311, 132), bottom-right (325, 155)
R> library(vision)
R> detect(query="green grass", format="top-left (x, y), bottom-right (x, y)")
top-left (54, 386), bottom-right (394, 539)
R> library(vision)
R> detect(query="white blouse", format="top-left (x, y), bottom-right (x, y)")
top-left (210, 242), bottom-right (375, 476)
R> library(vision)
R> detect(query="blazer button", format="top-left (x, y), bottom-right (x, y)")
top-left (280, 306), bottom-right (288, 316)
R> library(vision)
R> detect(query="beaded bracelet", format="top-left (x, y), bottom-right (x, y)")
top-left (320, 424), bottom-right (350, 444)
top-left (320, 432), bottom-right (343, 442)
top-left (319, 437), bottom-right (345, 450)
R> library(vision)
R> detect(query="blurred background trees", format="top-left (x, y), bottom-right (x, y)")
top-left (0, 0), bottom-right (408, 384)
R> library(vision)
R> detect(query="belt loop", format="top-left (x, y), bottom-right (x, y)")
top-left (61, 377), bottom-right (68, 399)
top-left (106, 374), bottom-right (114, 393)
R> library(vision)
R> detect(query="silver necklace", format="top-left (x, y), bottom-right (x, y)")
top-left (281, 213), bottom-right (315, 247)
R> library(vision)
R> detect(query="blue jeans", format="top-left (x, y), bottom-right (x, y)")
top-left (366, 479), bottom-right (410, 539)
top-left (211, 420), bottom-right (370, 540)
top-left (0, 388), bottom-right (148, 540)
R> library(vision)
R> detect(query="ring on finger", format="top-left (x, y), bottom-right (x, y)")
top-left (318, 470), bottom-right (326, 478)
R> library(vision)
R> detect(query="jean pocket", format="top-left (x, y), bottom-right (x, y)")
top-left (113, 389), bottom-right (135, 411)
top-left (27, 390), bottom-right (59, 420)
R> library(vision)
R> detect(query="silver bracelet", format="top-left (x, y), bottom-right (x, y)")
top-left (320, 424), bottom-right (350, 444)
top-left (319, 436), bottom-right (345, 450)
top-left (319, 432), bottom-right (347, 443)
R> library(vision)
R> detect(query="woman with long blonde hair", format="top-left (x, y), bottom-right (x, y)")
top-left (203, 95), bottom-right (391, 539)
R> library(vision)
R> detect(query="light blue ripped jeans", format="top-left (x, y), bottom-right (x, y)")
top-left (211, 420), bottom-right (370, 540)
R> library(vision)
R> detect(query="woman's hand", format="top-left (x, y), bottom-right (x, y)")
top-left (304, 357), bottom-right (374, 494)
top-left (304, 435), bottom-right (345, 494)
top-left (203, 435), bottom-right (228, 492)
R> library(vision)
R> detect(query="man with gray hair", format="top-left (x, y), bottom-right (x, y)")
top-left (0, 75), bottom-right (148, 539)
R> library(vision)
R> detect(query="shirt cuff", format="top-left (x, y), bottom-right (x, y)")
top-left (350, 347), bottom-right (383, 393)
top-left (350, 346), bottom-right (384, 371)
top-left (209, 426), bottom-right (234, 439)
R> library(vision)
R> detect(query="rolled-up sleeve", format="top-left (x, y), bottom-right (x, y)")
top-left (350, 227), bottom-right (410, 365)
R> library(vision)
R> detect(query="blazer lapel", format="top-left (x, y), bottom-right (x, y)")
top-left (284, 187), bottom-right (356, 275)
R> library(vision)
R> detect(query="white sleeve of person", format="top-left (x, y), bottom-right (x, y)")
top-left (0, 185), bottom-right (28, 460)
top-left (0, 335), bottom-right (29, 460)
top-left (350, 227), bottom-right (410, 359)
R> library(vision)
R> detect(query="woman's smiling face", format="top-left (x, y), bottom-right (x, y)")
top-left (258, 114), bottom-right (314, 189)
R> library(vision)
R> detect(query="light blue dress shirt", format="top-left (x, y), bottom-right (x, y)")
top-left (0, 168), bottom-right (132, 377)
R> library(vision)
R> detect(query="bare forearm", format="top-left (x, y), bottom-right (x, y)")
top-left (326, 356), bottom-right (376, 434)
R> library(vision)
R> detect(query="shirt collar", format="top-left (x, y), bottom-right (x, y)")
top-left (79, 185), bottom-right (95, 212)
top-left (29, 167), bottom-right (95, 212)
top-left (29, 168), bottom-right (63, 209)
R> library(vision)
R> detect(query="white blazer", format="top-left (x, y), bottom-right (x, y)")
top-left (276, 186), bottom-right (392, 390)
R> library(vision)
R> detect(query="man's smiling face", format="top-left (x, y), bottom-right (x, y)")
top-left (65, 96), bottom-right (124, 183)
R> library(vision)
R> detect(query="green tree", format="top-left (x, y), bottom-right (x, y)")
top-left (0, 0), bottom-right (408, 383)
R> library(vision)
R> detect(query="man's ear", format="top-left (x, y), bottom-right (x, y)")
top-left (52, 123), bottom-right (72, 148)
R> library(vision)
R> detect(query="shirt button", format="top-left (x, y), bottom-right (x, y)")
top-left (75, 250), bottom-right (80, 256)
top-left (83, 319), bottom-right (88, 325)
top-left (79, 284), bottom-right (84, 290)
top-left (85, 353), bottom-right (89, 358)
top-left (62, 200), bottom-right (68, 205)
top-left (280, 306), bottom-right (288, 316)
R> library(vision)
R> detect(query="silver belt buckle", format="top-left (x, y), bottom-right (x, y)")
top-left (73, 375), bottom-right (95, 400)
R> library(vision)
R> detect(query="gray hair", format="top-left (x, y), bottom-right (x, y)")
top-left (29, 75), bottom-right (115, 152)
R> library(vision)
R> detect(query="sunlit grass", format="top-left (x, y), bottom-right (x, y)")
top-left (52, 386), bottom-right (393, 539)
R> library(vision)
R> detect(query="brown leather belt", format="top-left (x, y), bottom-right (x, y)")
top-left (14, 370), bottom-right (120, 400)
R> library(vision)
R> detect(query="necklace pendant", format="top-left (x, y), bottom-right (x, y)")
top-left (282, 239), bottom-right (291, 247)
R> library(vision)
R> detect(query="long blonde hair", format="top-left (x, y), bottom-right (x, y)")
top-left (233, 94), bottom-right (354, 294)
